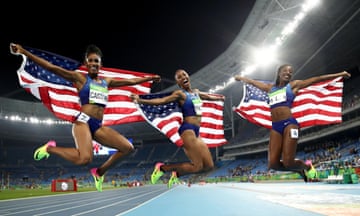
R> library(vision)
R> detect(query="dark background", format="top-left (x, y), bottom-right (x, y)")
top-left (1, 1), bottom-right (256, 99)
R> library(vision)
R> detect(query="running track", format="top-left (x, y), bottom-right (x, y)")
top-left (0, 182), bottom-right (359, 216)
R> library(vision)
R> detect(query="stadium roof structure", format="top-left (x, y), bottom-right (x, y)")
top-left (164, 0), bottom-right (360, 128)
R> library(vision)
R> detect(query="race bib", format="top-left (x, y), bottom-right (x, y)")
top-left (290, 128), bottom-right (299, 139)
top-left (76, 112), bottom-right (90, 123)
top-left (192, 95), bottom-right (202, 116)
top-left (268, 88), bottom-right (286, 106)
top-left (89, 83), bottom-right (108, 106)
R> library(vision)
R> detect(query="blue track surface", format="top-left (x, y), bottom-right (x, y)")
top-left (1, 182), bottom-right (359, 216)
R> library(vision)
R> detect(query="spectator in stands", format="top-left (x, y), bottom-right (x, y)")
top-left (131, 69), bottom-right (225, 188)
top-left (10, 43), bottom-right (161, 191)
top-left (234, 64), bottom-right (350, 182)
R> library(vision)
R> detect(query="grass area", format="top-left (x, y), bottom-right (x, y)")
top-left (0, 186), bottom-right (99, 201)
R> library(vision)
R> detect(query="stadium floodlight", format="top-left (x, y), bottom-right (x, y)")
top-left (1, 113), bottom-right (70, 125)
top-left (302, 0), bottom-right (320, 12)
top-left (253, 46), bottom-right (278, 66)
top-left (208, 0), bottom-right (321, 93)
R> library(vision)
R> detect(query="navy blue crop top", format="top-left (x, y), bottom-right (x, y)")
top-left (78, 76), bottom-right (109, 107)
top-left (181, 91), bottom-right (202, 117)
top-left (268, 83), bottom-right (295, 109)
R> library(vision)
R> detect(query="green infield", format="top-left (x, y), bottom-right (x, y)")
top-left (0, 186), bottom-right (100, 200)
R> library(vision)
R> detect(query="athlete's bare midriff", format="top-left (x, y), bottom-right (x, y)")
top-left (270, 106), bottom-right (292, 122)
top-left (184, 116), bottom-right (202, 127)
top-left (80, 104), bottom-right (105, 120)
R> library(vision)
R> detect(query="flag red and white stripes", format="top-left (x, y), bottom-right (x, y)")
top-left (14, 47), bottom-right (155, 126)
top-left (137, 92), bottom-right (227, 148)
top-left (235, 77), bottom-right (344, 129)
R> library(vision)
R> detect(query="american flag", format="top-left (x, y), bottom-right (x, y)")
top-left (137, 92), bottom-right (227, 147)
top-left (234, 77), bottom-right (344, 129)
top-left (13, 46), bottom-right (155, 126)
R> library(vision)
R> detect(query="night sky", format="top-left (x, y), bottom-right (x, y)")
top-left (1, 1), bottom-right (255, 99)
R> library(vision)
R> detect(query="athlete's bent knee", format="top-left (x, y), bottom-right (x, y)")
top-left (192, 163), bottom-right (204, 172)
top-left (124, 145), bottom-right (135, 154)
top-left (204, 163), bottom-right (214, 172)
top-left (75, 156), bottom-right (92, 165)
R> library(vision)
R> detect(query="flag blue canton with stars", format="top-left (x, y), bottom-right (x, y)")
top-left (138, 92), bottom-right (181, 121)
top-left (24, 47), bottom-right (81, 87)
top-left (244, 83), bottom-right (270, 104)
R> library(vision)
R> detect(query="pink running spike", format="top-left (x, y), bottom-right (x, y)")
top-left (305, 160), bottom-right (312, 166)
top-left (90, 168), bottom-right (99, 177)
top-left (47, 140), bottom-right (57, 148)
top-left (155, 162), bottom-right (164, 169)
